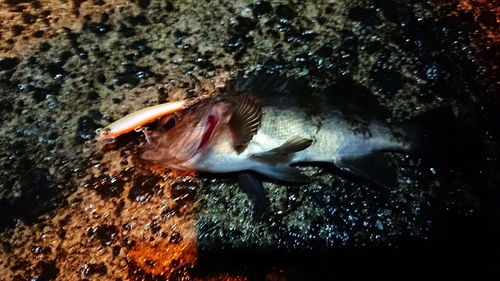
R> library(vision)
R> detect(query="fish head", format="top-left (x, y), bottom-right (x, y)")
top-left (140, 97), bottom-right (234, 170)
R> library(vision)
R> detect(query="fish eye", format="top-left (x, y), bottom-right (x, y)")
top-left (160, 114), bottom-right (178, 131)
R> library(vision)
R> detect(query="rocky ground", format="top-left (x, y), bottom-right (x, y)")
top-left (0, 0), bottom-right (499, 280)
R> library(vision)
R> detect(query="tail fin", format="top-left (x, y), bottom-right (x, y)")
top-left (402, 107), bottom-right (484, 175)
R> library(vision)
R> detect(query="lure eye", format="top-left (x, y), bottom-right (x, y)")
top-left (160, 114), bottom-right (178, 131)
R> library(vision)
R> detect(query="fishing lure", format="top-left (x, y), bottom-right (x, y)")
top-left (95, 100), bottom-right (187, 141)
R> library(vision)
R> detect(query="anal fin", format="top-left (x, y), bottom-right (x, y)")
top-left (253, 164), bottom-right (310, 183)
top-left (336, 152), bottom-right (397, 187)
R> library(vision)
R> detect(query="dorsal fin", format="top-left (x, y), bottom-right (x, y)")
top-left (229, 93), bottom-right (262, 150)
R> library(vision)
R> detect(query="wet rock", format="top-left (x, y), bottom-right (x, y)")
top-left (30, 0), bottom-right (41, 8)
top-left (263, 58), bottom-right (286, 73)
top-left (90, 174), bottom-right (125, 198)
top-left (0, 197), bottom-right (18, 230)
top-left (17, 168), bottom-right (59, 223)
top-left (404, 21), bottom-right (440, 52)
top-left (0, 99), bottom-right (14, 113)
top-left (339, 30), bottom-right (357, 58)
top-left (75, 116), bottom-right (99, 144)
top-left (81, 263), bottom-right (107, 276)
top-left (96, 73), bottom-right (106, 84)
top-left (136, 0), bottom-right (150, 9)
top-left (128, 175), bottom-right (160, 203)
top-left (127, 39), bottom-right (153, 60)
top-left (309, 184), bottom-right (337, 208)
top-left (11, 25), bottom-right (24, 36)
top-left (169, 231), bottom-right (182, 244)
top-left (33, 261), bottom-right (59, 281)
top-left (88, 107), bottom-right (104, 121)
top-left (0, 0), bottom-right (498, 279)
top-left (233, 16), bottom-right (257, 35)
top-left (88, 224), bottom-right (118, 246)
top-left (226, 16), bottom-right (256, 52)
top-left (294, 53), bottom-right (309, 65)
top-left (113, 64), bottom-right (151, 87)
top-left (28, 84), bottom-right (61, 103)
top-left (19, 168), bottom-right (54, 192)
top-left (161, 208), bottom-right (178, 220)
top-left (112, 245), bottom-right (121, 256)
top-left (72, 0), bottom-right (86, 15)
top-left (422, 64), bottom-right (445, 85)
top-left (478, 10), bottom-right (499, 28)
top-left (314, 44), bottom-right (333, 58)
top-left (84, 13), bottom-right (113, 36)
top-left (127, 14), bottom-right (148, 26)
top-left (370, 63), bottom-right (402, 95)
top-left (348, 7), bottom-right (379, 26)
top-left (374, 0), bottom-right (417, 29)
top-left (251, 1), bottom-right (272, 18)
top-left (0, 57), bottom-right (19, 70)
top-left (30, 245), bottom-right (52, 256)
top-left (173, 30), bottom-right (189, 41)
top-left (195, 55), bottom-right (215, 71)
top-left (21, 12), bottom-right (37, 25)
top-left (149, 220), bottom-right (161, 234)
top-left (164, 1), bottom-right (174, 12)
top-left (64, 28), bottom-right (84, 56)
top-left (9, 4), bottom-right (27, 12)
top-left (39, 42), bottom-right (51, 52)
top-left (335, 30), bottom-right (358, 75)
top-left (47, 131), bottom-right (59, 140)
top-left (275, 4), bottom-right (296, 22)
top-left (285, 29), bottom-right (314, 45)
top-left (9, 140), bottom-right (28, 156)
top-left (127, 238), bottom-right (197, 279)
top-left (4, 0), bottom-right (31, 6)
top-left (27, 56), bottom-right (38, 67)
top-left (33, 30), bottom-right (44, 38)
top-left (43, 62), bottom-right (67, 78)
top-left (87, 91), bottom-right (100, 100)
top-left (170, 182), bottom-right (197, 206)
top-left (59, 50), bottom-right (73, 64)
top-left (119, 23), bottom-right (137, 38)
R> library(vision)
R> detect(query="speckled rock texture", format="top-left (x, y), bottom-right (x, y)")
top-left (1, 0), bottom-right (499, 280)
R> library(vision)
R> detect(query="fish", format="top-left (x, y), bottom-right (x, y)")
top-left (139, 75), bottom-right (470, 217)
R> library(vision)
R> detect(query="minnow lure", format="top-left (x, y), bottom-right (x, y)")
top-left (95, 100), bottom-right (187, 141)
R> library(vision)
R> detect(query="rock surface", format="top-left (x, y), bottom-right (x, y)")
top-left (0, 0), bottom-right (499, 280)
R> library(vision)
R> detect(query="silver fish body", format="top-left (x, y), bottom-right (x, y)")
top-left (140, 92), bottom-right (414, 186)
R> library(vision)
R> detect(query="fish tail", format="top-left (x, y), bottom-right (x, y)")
top-left (403, 107), bottom-right (483, 174)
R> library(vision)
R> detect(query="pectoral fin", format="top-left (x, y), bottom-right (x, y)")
top-left (229, 94), bottom-right (262, 150)
top-left (251, 136), bottom-right (313, 161)
top-left (336, 152), bottom-right (397, 187)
